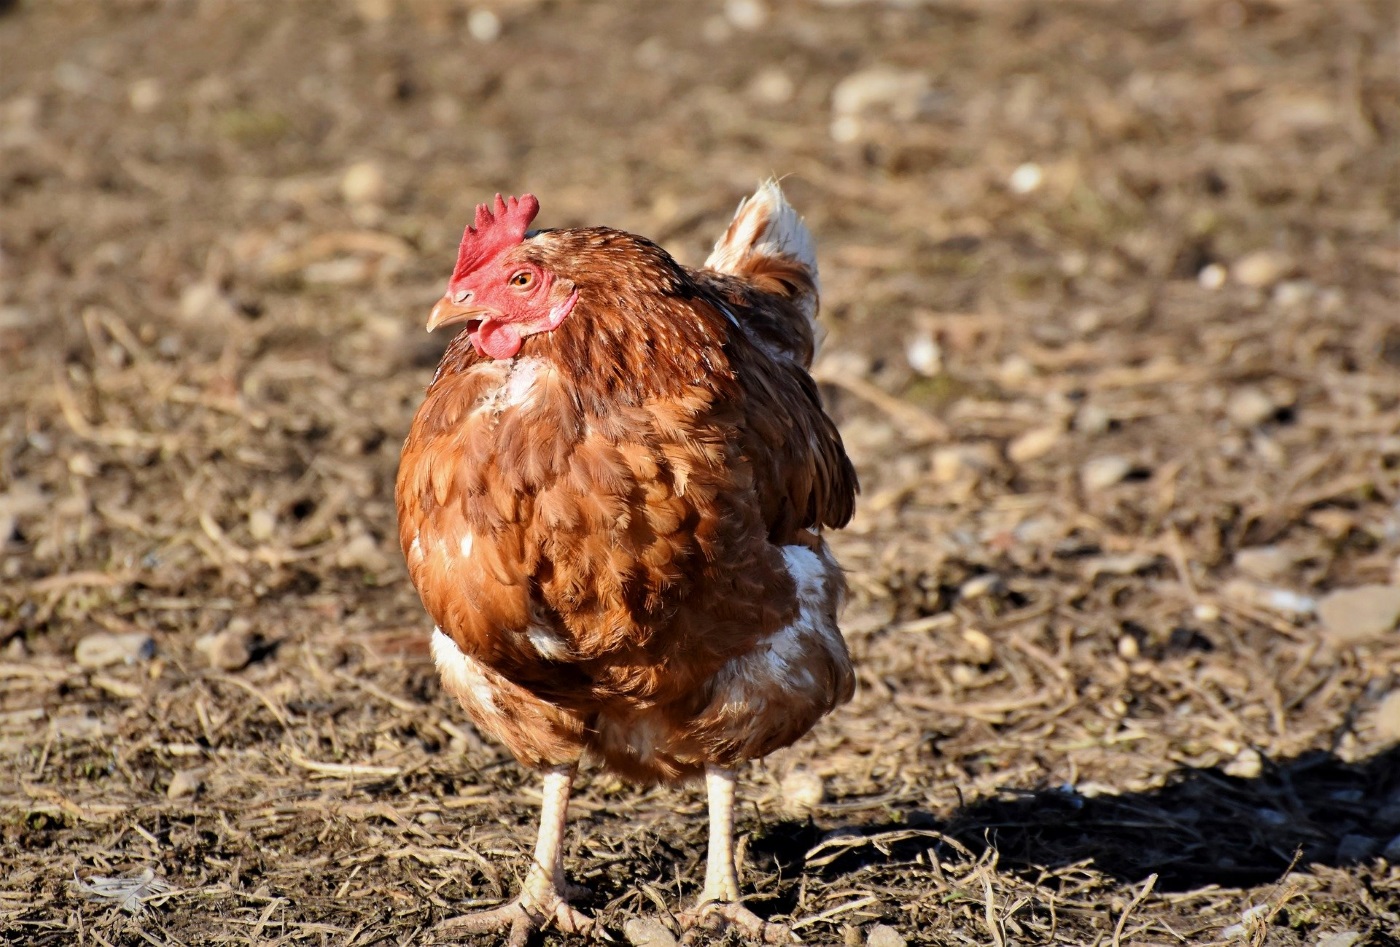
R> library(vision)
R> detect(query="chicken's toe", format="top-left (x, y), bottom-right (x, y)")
top-left (432, 893), bottom-right (597, 945)
top-left (679, 901), bottom-right (797, 945)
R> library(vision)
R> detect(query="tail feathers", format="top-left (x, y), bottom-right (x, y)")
top-left (705, 180), bottom-right (820, 329)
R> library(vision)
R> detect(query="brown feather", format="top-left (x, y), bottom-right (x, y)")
top-left (397, 214), bottom-right (857, 782)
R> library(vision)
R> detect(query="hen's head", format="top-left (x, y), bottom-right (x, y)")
top-left (428, 194), bottom-right (578, 359)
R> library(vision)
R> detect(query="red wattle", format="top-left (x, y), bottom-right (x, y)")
top-left (473, 321), bottom-right (523, 359)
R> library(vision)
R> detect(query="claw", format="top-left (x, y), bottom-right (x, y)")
top-left (433, 893), bottom-right (597, 946)
top-left (679, 901), bottom-right (798, 945)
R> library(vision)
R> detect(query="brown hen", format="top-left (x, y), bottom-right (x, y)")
top-left (396, 182), bottom-right (857, 944)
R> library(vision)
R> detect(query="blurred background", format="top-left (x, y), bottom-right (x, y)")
top-left (3, 1), bottom-right (1399, 944)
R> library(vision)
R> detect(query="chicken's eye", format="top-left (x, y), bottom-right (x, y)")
top-left (509, 271), bottom-right (534, 289)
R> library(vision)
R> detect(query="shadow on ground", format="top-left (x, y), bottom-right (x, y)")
top-left (755, 747), bottom-right (1400, 895)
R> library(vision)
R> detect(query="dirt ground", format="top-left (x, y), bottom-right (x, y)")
top-left (3, 0), bottom-right (1400, 944)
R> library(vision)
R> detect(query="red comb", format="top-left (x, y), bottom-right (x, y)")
top-left (450, 193), bottom-right (540, 283)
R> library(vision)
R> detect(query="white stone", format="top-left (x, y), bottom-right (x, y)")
top-left (1198, 263), bottom-right (1227, 290)
top-left (1317, 585), bottom-right (1400, 642)
top-left (340, 160), bottom-right (386, 206)
top-left (831, 67), bottom-right (929, 121)
top-left (1008, 162), bottom-right (1044, 195)
top-left (624, 917), bottom-right (678, 947)
top-left (1223, 747), bottom-right (1262, 779)
top-left (1232, 250), bottom-right (1291, 288)
top-left (780, 769), bottom-right (826, 814)
top-left (1233, 546), bottom-right (1295, 582)
top-left (1226, 387), bottom-right (1276, 428)
top-left (867, 924), bottom-right (906, 947)
top-left (905, 332), bottom-right (941, 376)
top-left (724, 0), bottom-right (768, 31)
top-left (1080, 455), bottom-right (1131, 491)
top-left (248, 508), bottom-right (277, 542)
top-left (167, 769), bottom-right (203, 800)
top-left (466, 9), bottom-right (502, 43)
top-left (750, 67), bottom-right (794, 105)
top-left (179, 282), bottom-right (238, 323)
top-left (1007, 424), bottom-right (1063, 463)
top-left (75, 632), bottom-right (155, 670)
top-left (128, 78), bottom-right (162, 113)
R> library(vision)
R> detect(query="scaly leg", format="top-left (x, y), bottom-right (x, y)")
top-left (433, 764), bottom-right (593, 947)
top-left (679, 765), bottom-right (795, 945)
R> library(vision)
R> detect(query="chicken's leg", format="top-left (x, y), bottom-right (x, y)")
top-left (433, 764), bottom-right (593, 947)
top-left (679, 765), bottom-right (795, 945)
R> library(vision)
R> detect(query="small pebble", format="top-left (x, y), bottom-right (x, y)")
top-left (195, 618), bottom-right (254, 672)
top-left (1317, 934), bottom-right (1363, 947)
top-left (1074, 403), bottom-right (1111, 436)
top-left (1080, 455), bottom-right (1131, 492)
top-left (779, 769), bottom-right (826, 815)
top-left (1226, 387), bottom-right (1276, 428)
top-left (1223, 747), bottom-right (1262, 779)
top-left (340, 160), bottom-right (386, 207)
top-left (1008, 162), bottom-right (1043, 195)
top-left (1193, 602), bottom-right (1221, 622)
top-left (624, 917), bottom-right (678, 947)
top-left (1007, 424), bottom-right (1062, 464)
top-left (930, 445), bottom-right (996, 484)
top-left (76, 632), bottom-right (155, 670)
top-left (1316, 585), bottom-right (1400, 643)
top-left (1233, 546), bottom-right (1296, 582)
top-left (166, 769), bottom-right (203, 800)
top-left (961, 628), bottom-right (995, 664)
top-left (336, 532), bottom-right (391, 572)
top-left (1197, 263), bottom-right (1227, 290)
top-left (1272, 279), bottom-right (1315, 308)
top-left (67, 453), bottom-right (98, 478)
top-left (466, 8), bottom-right (501, 43)
top-left (905, 332), bottom-right (941, 376)
top-left (749, 67), bottom-right (794, 105)
top-left (1221, 904), bottom-right (1270, 940)
top-left (353, 0), bottom-right (393, 23)
top-left (1084, 553), bottom-right (1158, 580)
top-left (724, 0), bottom-right (768, 30)
top-left (959, 574), bottom-right (1000, 601)
top-left (867, 924), bottom-right (906, 947)
top-left (128, 78), bottom-right (162, 113)
top-left (1117, 635), bottom-right (1140, 660)
top-left (831, 67), bottom-right (929, 122)
top-left (1232, 250), bottom-right (1291, 288)
top-left (248, 508), bottom-right (277, 542)
top-left (179, 282), bottom-right (238, 323)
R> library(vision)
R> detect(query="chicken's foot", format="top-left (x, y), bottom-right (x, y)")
top-left (433, 764), bottom-right (595, 947)
top-left (678, 765), bottom-right (796, 945)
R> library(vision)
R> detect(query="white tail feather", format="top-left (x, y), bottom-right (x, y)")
top-left (706, 180), bottom-right (818, 283)
top-left (705, 180), bottom-right (820, 338)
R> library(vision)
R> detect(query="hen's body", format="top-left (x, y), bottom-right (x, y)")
top-left (396, 183), bottom-right (856, 943)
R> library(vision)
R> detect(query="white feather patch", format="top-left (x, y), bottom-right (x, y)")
top-left (431, 627), bottom-right (499, 715)
top-left (705, 179), bottom-right (819, 286)
top-left (713, 544), bottom-right (841, 705)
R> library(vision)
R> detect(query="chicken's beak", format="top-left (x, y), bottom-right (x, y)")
top-left (427, 295), bottom-right (490, 332)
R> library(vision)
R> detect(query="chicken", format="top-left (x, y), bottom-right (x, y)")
top-left (396, 182), bottom-right (857, 945)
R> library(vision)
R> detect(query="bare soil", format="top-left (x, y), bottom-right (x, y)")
top-left (3, 1), bottom-right (1399, 945)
